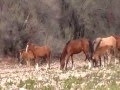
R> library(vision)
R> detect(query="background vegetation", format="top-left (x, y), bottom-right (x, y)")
top-left (0, 0), bottom-right (120, 57)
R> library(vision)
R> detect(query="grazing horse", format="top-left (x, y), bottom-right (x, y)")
top-left (92, 36), bottom-right (117, 67)
top-left (19, 49), bottom-right (34, 66)
top-left (60, 38), bottom-right (93, 70)
top-left (26, 42), bottom-right (51, 70)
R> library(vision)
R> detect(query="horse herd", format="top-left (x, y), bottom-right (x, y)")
top-left (19, 35), bottom-right (120, 70)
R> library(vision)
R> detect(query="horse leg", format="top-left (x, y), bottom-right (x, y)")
top-left (98, 56), bottom-right (102, 67)
top-left (88, 60), bottom-right (93, 69)
top-left (94, 56), bottom-right (99, 67)
top-left (113, 48), bottom-right (118, 64)
top-left (87, 53), bottom-right (93, 69)
top-left (35, 58), bottom-right (39, 70)
top-left (71, 55), bottom-right (75, 70)
top-left (64, 54), bottom-right (70, 70)
top-left (95, 60), bottom-right (98, 67)
top-left (104, 53), bottom-right (108, 66)
top-left (26, 60), bottom-right (29, 67)
top-left (92, 59), bottom-right (96, 67)
top-left (28, 59), bottom-right (31, 67)
top-left (102, 54), bottom-right (106, 67)
top-left (118, 52), bottom-right (120, 63)
top-left (46, 55), bottom-right (50, 70)
top-left (19, 58), bottom-right (23, 66)
top-left (118, 55), bottom-right (120, 63)
top-left (60, 60), bottom-right (65, 70)
top-left (84, 55), bottom-right (87, 61)
top-left (107, 54), bottom-right (111, 65)
top-left (83, 51), bottom-right (88, 61)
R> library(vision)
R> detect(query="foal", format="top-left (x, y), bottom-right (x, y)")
top-left (92, 36), bottom-right (117, 67)
top-left (19, 49), bottom-right (34, 66)
top-left (26, 42), bottom-right (51, 70)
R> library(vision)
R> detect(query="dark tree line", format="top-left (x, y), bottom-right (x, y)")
top-left (0, 0), bottom-right (120, 57)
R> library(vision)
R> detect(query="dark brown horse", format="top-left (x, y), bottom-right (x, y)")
top-left (60, 38), bottom-right (92, 70)
top-left (92, 36), bottom-right (117, 67)
top-left (19, 49), bottom-right (34, 66)
top-left (26, 42), bottom-right (51, 70)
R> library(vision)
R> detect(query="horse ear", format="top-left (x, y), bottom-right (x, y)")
top-left (27, 40), bottom-right (30, 43)
top-left (27, 40), bottom-right (31, 45)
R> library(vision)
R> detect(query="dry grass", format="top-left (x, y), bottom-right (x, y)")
top-left (0, 55), bottom-right (120, 90)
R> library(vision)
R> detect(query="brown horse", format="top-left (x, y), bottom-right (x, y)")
top-left (60, 38), bottom-right (92, 70)
top-left (19, 49), bottom-right (34, 66)
top-left (26, 42), bottom-right (51, 70)
top-left (92, 36), bottom-right (117, 67)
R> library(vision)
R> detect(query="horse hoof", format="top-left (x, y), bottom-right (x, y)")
top-left (64, 68), bottom-right (67, 71)
top-left (72, 67), bottom-right (75, 70)
top-left (19, 64), bottom-right (22, 66)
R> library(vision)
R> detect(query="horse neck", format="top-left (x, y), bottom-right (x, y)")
top-left (88, 40), bottom-right (93, 52)
top-left (60, 45), bottom-right (68, 62)
top-left (94, 38), bottom-right (102, 52)
top-left (28, 44), bottom-right (34, 51)
top-left (28, 45), bottom-right (36, 56)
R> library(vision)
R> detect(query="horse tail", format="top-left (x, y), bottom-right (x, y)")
top-left (93, 38), bottom-right (102, 52)
top-left (60, 40), bottom-right (71, 62)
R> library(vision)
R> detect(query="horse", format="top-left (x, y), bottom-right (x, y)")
top-left (19, 49), bottom-right (34, 66)
top-left (60, 38), bottom-right (93, 70)
top-left (25, 42), bottom-right (51, 70)
top-left (92, 36), bottom-right (117, 67)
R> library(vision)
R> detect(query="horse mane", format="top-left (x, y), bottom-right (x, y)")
top-left (19, 49), bottom-right (25, 52)
top-left (113, 35), bottom-right (120, 39)
top-left (93, 38), bottom-right (102, 52)
top-left (66, 40), bottom-right (71, 46)
top-left (60, 40), bottom-right (71, 62)
top-left (28, 43), bottom-right (38, 57)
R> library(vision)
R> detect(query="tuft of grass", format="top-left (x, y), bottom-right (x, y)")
top-left (18, 78), bottom-right (36, 90)
top-left (5, 80), bottom-right (14, 86)
top-left (41, 85), bottom-right (55, 90)
top-left (18, 80), bottom-right (25, 88)
top-left (108, 81), bottom-right (120, 90)
top-left (25, 78), bottom-right (36, 90)
top-left (0, 86), bottom-right (2, 90)
top-left (63, 76), bottom-right (81, 90)
top-left (96, 86), bottom-right (107, 90)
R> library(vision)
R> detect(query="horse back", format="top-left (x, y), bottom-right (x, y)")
top-left (100, 36), bottom-right (116, 48)
top-left (81, 38), bottom-right (89, 50)
top-left (33, 45), bottom-right (51, 57)
top-left (66, 38), bottom-right (89, 54)
top-left (93, 36), bottom-right (117, 59)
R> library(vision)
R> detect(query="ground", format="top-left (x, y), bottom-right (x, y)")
top-left (0, 54), bottom-right (120, 90)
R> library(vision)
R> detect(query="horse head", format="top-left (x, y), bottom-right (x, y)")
top-left (60, 54), bottom-right (65, 70)
top-left (93, 37), bottom-right (102, 52)
top-left (26, 42), bottom-right (32, 52)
